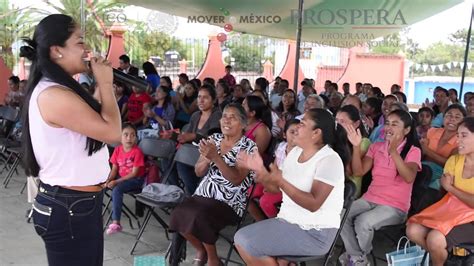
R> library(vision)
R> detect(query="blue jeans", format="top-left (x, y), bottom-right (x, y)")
top-left (32, 182), bottom-right (104, 266)
top-left (111, 177), bottom-right (144, 221)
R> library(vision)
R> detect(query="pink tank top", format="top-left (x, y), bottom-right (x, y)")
top-left (245, 121), bottom-right (264, 141)
top-left (29, 78), bottom-right (110, 186)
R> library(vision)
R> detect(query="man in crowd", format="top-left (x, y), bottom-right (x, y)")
top-left (222, 65), bottom-right (236, 88)
top-left (118, 54), bottom-right (139, 77)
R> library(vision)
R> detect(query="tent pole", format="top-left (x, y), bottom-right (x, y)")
top-left (293, 0), bottom-right (304, 93)
top-left (80, 0), bottom-right (85, 37)
top-left (460, 2), bottom-right (473, 97)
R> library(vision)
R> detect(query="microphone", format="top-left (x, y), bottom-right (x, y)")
top-left (84, 59), bottom-right (149, 91)
top-left (112, 68), bottom-right (148, 91)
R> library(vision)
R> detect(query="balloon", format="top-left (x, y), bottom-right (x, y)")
top-left (224, 24), bottom-right (233, 32)
top-left (219, 8), bottom-right (230, 16)
top-left (217, 33), bottom-right (227, 42)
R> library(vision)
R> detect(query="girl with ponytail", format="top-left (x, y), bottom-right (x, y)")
top-left (234, 108), bottom-right (350, 265)
top-left (21, 14), bottom-right (121, 265)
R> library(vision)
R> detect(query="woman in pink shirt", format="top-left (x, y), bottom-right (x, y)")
top-left (340, 109), bottom-right (422, 265)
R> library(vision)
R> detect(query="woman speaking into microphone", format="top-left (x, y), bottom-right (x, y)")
top-left (20, 14), bottom-right (121, 266)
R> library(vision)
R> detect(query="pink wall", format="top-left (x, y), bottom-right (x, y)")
top-left (336, 49), bottom-right (405, 95)
top-left (196, 36), bottom-right (226, 81)
top-left (106, 24), bottom-right (126, 68)
top-left (315, 66), bottom-right (345, 92)
top-left (277, 40), bottom-right (305, 91)
top-left (0, 57), bottom-right (13, 104)
top-left (263, 60), bottom-right (274, 82)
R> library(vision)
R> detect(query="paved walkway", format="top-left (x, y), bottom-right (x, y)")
top-left (0, 171), bottom-right (393, 266)
top-left (0, 171), bottom-right (247, 266)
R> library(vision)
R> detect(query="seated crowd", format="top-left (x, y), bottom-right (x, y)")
top-left (4, 54), bottom-right (473, 266)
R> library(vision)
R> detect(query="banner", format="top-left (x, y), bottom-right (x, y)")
top-left (412, 62), bottom-right (474, 72)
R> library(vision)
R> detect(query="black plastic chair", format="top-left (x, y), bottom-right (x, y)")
top-left (102, 188), bottom-right (142, 231)
top-left (130, 143), bottom-right (198, 255)
top-left (279, 180), bottom-right (357, 266)
top-left (139, 138), bottom-right (177, 181)
top-left (2, 146), bottom-right (22, 188)
top-left (220, 183), bottom-right (257, 266)
top-left (0, 106), bottom-right (21, 179)
top-left (370, 166), bottom-right (440, 266)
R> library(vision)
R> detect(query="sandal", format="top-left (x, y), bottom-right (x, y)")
top-left (192, 253), bottom-right (208, 266)
top-left (106, 223), bottom-right (122, 235)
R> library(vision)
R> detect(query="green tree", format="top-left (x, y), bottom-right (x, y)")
top-left (449, 28), bottom-right (473, 46)
top-left (182, 38), bottom-right (207, 71)
top-left (39, 0), bottom-right (128, 53)
top-left (370, 33), bottom-right (403, 54)
top-left (124, 24), bottom-right (187, 67)
top-left (410, 28), bottom-right (474, 77)
top-left (0, 0), bottom-right (38, 68)
top-left (225, 34), bottom-right (266, 72)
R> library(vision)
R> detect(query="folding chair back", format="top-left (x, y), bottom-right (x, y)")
top-left (181, 123), bottom-right (190, 132)
top-left (222, 182), bottom-right (258, 265)
top-left (173, 143), bottom-right (200, 167)
top-left (325, 180), bottom-right (357, 260)
top-left (139, 138), bottom-right (176, 161)
top-left (0, 106), bottom-right (6, 119)
top-left (1, 107), bottom-right (19, 122)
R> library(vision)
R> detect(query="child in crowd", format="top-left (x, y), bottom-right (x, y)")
top-left (143, 86), bottom-right (175, 130)
top-left (252, 119), bottom-right (299, 220)
top-left (105, 123), bottom-right (145, 235)
top-left (416, 107), bottom-right (434, 139)
top-left (124, 85), bottom-right (152, 127)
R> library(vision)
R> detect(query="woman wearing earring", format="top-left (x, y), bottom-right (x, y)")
top-left (21, 14), bottom-right (121, 266)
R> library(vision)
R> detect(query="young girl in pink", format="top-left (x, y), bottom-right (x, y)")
top-left (249, 119), bottom-right (299, 221)
top-left (106, 123), bottom-right (145, 235)
top-left (257, 119), bottom-right (300, 218)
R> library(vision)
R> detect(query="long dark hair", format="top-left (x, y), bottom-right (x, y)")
top-left (277, 89), bottom-right (299, 115)
top-left (306, 108), bottom-right (351, 167)
top-left (338, 105), bottom-right (368, 137)
top-left (245, 95), bottom-right (272, 131)
top-left (337, 105), bottom-right (367, 156)
top-left (20, 14), bottom-right (104, 177)
top-left (387, 109), bottom-right (420, 160)
top-left (460, 117), bottom-right (474, 132)
top-left (183, 81), bottom-right (198, 103)
top-left (156, 86), bottom-right (172, 108)
top-left (255, 77), bottom-right (269, 92)
top-left (161, 76), bottom-right (172, 89)
top-left (142, 61), bottom-right (158, 75)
